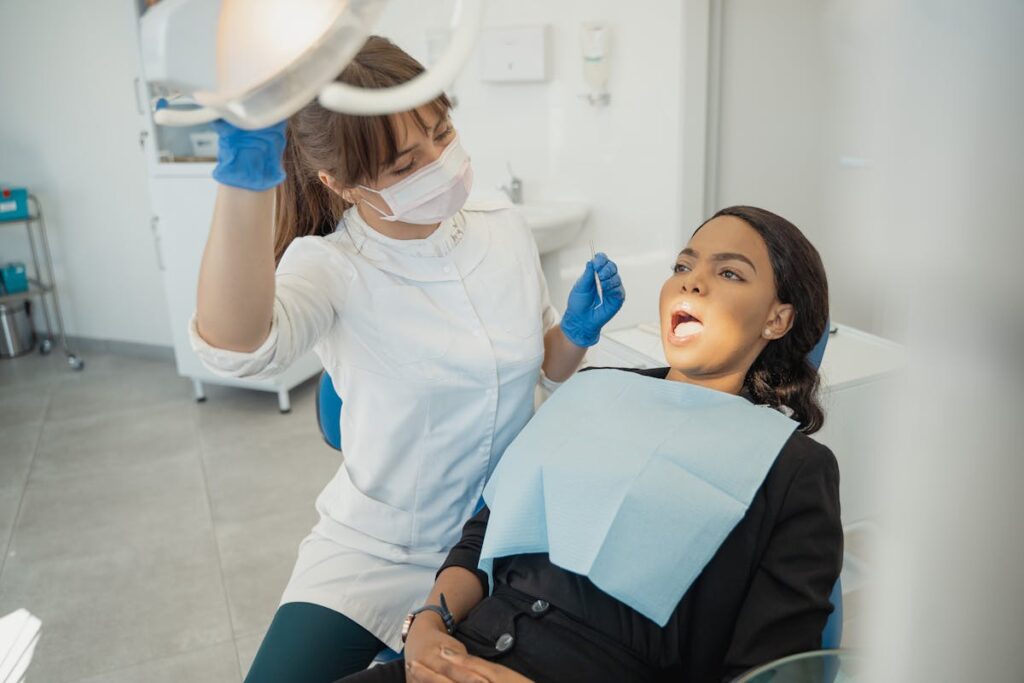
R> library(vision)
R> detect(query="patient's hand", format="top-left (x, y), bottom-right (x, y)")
top-left (404, 613), bottom-right (469, 680)
top-left (407, 647), bottom-right (535, 683)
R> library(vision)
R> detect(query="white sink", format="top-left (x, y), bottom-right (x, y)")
top-left (515, 202), bottom-right (589, 255)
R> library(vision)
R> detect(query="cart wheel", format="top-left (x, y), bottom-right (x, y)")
top-left (68, 355), bottom-right (84, 371)
top-left (39, 338), bottom-right (53, 355)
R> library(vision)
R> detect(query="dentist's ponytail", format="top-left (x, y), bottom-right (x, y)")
top-left (275, 124), bottom-right (341, 261)
top-left (273, 36), bottom-right (452, 263)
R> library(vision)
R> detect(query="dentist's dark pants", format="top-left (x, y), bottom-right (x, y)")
top-left (245, 602), bottom-right (388, 682)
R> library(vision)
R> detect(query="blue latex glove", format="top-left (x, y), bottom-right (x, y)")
top-left (210, 119), bottom-right (287, 192)
top-left (154, 100), bottom-right (286, 191)
top-left (560, 252), bottom-right (625, 347)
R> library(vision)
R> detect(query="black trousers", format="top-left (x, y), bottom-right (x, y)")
top-left (339, 585), bottom-right (657, 683)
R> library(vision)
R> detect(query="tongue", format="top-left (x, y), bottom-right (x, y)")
top-left (674, 321), bottom-right (703, 338)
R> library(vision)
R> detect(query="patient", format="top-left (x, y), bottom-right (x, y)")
top-left (342, 206), bottom-right (842, 683)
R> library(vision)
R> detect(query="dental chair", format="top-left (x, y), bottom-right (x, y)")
top-left (315, 374), bottom-right (402, 666)
top-left (315, 324), bottom-right (841, 665)
top-left (316, 371), bottom-right (344, 451)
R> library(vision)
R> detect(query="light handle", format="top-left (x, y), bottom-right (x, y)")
top-left (317, 0), bottom-right (482, 114)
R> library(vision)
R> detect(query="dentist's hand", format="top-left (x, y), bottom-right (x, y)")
top-left (210, 119), bottom-right (287, 192)
top-left (560, 252), bottom-right (625, 348)
top-left (153, 100), bottom-right (287, 192)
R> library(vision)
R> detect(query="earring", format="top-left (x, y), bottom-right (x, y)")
top-left (763, 328), bottom-right (773, 338)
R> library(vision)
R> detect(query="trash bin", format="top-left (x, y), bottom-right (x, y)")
top-left (0, 301), bottom-right (35, 358)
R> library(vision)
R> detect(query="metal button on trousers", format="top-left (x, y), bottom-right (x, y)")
top-left (495, 633), bottom-right (515, 652)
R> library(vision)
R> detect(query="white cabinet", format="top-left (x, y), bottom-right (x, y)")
top-left (132, 1), bottom-right (321, 411)
top-left (592, 322), bottom-right (904, 527)
top-left (147, 175), bottom-right (322, 412)
top-left (813, 326), bottom-right (903, 527)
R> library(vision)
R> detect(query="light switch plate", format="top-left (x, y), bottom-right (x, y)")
top-left (480, 26), bottom-right (547, 83)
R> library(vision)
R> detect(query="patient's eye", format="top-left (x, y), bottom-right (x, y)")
top-left (720, 269), bottom-right (744, 281)
top-left (673, 263), bottom-right (690, 274)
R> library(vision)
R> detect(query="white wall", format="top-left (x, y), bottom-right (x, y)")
top-left (0, 0), bottom-right (902, 346)
top-left (376, 0), bottom-right (691, 328)
top-left (0, 0), bottom-right (172, 346)
top-left (0, 0), bottom-right (696, 345)
top-left (711, 0), bottom-right (896, 338)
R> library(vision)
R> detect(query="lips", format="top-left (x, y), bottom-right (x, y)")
top-left (670, 307), bottom-right (704, 341)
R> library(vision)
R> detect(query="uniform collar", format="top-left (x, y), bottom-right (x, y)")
top-left (333, 205), bottom-right (490, 283)
top-left (339, 206), bottom-right (465, 258)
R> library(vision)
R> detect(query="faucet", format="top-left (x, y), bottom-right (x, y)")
top-left (500, 163), bottom-right (523, 204)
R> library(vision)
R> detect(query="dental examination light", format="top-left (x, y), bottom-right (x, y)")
top-left (150, 0), bottom-right (483, 130)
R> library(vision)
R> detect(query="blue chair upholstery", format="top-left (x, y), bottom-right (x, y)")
top-left (812, 322), bottom-right (843, 678)
top-left (315, 323), bottom-right (834, 452)
top-left (316, 371), bottom-right (343, 451)
top-left (315, 374), bottom-right (401, 665)
top-left (808, 320), bottom-right (831, 371)
top-left (822, 577), bottom-right (843, 649)
top-left (371, 649), bottom-right (403, 666)
top-left (314, 320), bottom-right (841, 665)
top-left (809, 322), bottom-right (843, 651)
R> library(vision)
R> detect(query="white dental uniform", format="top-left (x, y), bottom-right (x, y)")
top-left (189, 199), bottom-right (559, 651)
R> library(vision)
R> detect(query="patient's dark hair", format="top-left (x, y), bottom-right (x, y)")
top-left (697, 206), bottom-right (829, 433)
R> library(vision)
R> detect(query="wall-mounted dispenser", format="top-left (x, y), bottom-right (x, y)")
top-left (580, 22), bottom-right (610, 107)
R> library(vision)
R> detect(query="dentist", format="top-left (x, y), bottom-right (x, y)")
top-left (188, 37), bottom-right (624, 682)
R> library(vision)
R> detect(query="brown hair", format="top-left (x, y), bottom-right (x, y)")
top-left (696, 206), bottom-right (830, 433)
top-left (274, 36), bottom-right (452, 261)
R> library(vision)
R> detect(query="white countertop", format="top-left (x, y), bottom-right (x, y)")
top-left (592, 322), bottom-right (904, 392)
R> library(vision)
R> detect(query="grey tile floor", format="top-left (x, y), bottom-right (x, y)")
top-left (0, 349), bottom-right (337, 682)
top-left (0, 348), bottom-right (866, 682)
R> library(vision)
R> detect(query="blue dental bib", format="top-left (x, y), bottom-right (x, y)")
top-left (479, 369), bottom-right (798, 626)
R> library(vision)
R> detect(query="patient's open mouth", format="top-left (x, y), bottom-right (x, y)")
top-left (670, 309), bottom-right (704, 340)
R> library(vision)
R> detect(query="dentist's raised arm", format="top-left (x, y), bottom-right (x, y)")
top-left (195, 120), bottom-right (287, 353)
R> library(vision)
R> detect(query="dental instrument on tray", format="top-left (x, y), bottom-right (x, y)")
top-left (590, 240), bottom-right (604, 306)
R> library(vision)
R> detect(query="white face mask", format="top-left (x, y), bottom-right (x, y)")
top-left (359, 136), bottom-right (474, 225)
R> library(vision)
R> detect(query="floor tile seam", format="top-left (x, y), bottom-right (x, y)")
top-left (0, 390), bottom-right (52, 580)
top-left (60, 636), bottom-right (240, 683)
top-left (195, 423), bottom-right (321, 451)
top-left (210, 504), bottom-right (318, 539)
top-left (41, 395), bottom-right (196, 430)
top-left (231, 624), bottom-right (271, 641)
top-left (234, 632), bottom-right (266, 683)
top-left (0, 376), bottom-right (59, 393)
top-left (23, 445), bottom-right (206, 488)
top-left (195, 424), bottom-right (247, 680)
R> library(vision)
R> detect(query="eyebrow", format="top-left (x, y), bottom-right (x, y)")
top-left (678, 247), bottom-right (758, 273)
top-left (394, 118), bottom-right (448, 162)
top-left (394, 143), bottom-right (418, 161)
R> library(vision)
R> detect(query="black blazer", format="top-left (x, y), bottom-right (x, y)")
top-left (439, 367), bottom-right (843, 682)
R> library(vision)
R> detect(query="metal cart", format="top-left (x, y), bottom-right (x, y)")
top-left (0, 194), bottom-right (83, 370)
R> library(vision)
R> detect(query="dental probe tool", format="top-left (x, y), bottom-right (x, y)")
top-left (590, 240), bottom-right (604, 306)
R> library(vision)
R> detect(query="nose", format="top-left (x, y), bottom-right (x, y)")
top-left (425, 137), bottom-right (451, 164)
top-left (424, 144), bottom-right (444, 164)
top-left (678, 270), bottom-right (705, 295)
